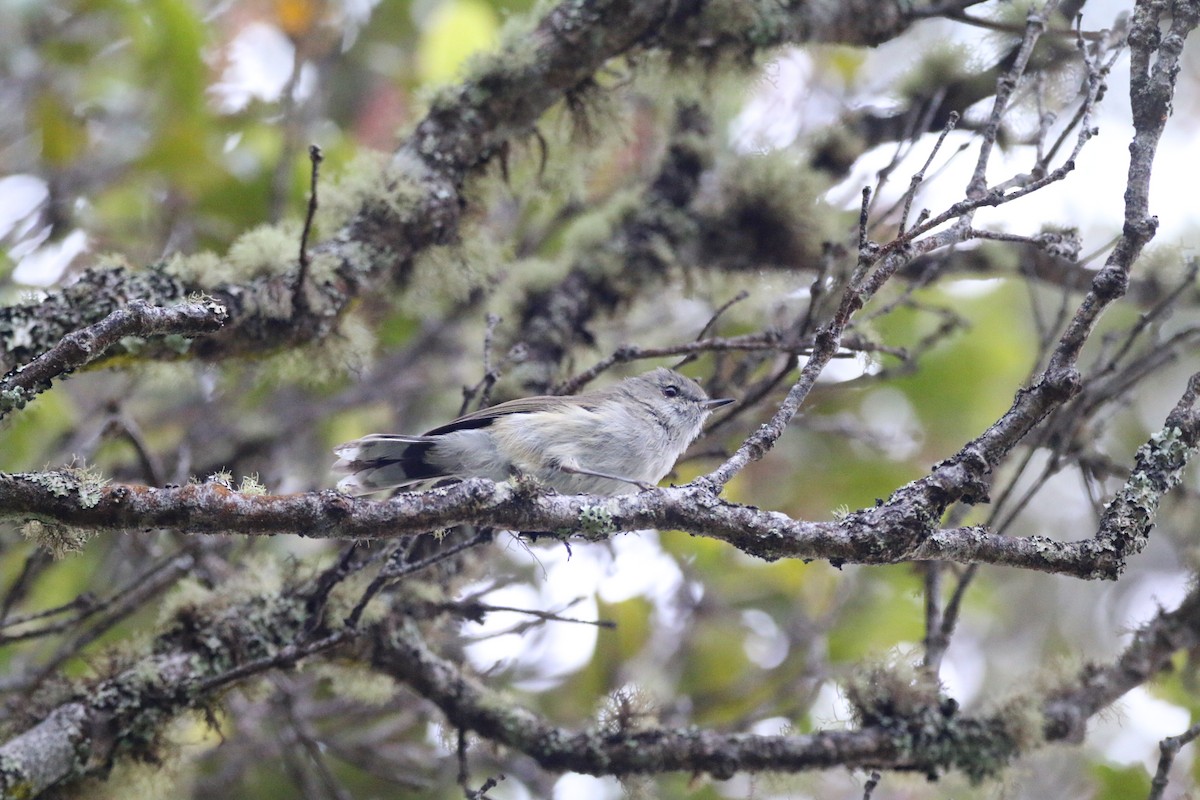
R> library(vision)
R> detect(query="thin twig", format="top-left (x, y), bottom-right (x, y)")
top-left (898, 111), bottom-right (960, 235)
top-left (1147, 721), bottom-right (1200, 800)
top-left (696, 291), bottom-right (750, 342)
top-left (456, 600), bottom-right (616, 630)
top-left (196, 630), bottom-right (351, 695)
top-left (295, 143), bottom-right (324, 316)
top-left (461, 314), bottom-right (504, 414)
top-left (346, 531), bottom-right (494, 628)
top-left (862, 770), bottom-right (882, 799)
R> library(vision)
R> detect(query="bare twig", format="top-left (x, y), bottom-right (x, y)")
top-left (294, 143), bottom-right (324, 317)
top-left (862, 770), bottom-right (882, 799)
top-left (345, 530), bottom-right (494, 628)
top-left (1147, 721), bottom-right (1200, 800)
top-left (461, 314), bottom-right (504, 414)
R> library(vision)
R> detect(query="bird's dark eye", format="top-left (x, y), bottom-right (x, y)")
top-left (663, 384), bottom-right (680, 398)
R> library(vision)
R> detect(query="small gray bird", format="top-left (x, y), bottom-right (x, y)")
top-left (333, 367), bottom-right (732, 496)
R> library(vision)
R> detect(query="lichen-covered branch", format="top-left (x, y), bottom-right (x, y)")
top-left (0, 579), bottom-right (346, 798)
top-left (0, 0), bottom-right (988, 377)
top-left (5, 568), bottom-right (1200, 798)
top-left (370, 581), bottom-right (1200, 781)
top-left (842, 0), bottom-right (1197, 543)
top-left (0, 298), bottom-right (228, 420)
top-left (510, 101), bottom-right (713, 389)
top-left (2, 408), bottom-right (1195, 579)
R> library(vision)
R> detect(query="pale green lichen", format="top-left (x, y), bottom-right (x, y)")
top-left (156, 577), bottom-right (218, 627)
top-left (577, 504), bottom-right (616, 539)
top-left (374, 150), bottom-right (432, 224)
top-left (24, 461), bottom-right (108, 509)
top-left (697, 0), bottom-right (793, 50)
top-left (204, 470), bottom-right (234, 489)
top-left (241, 313), bottom-right (374, 390)
top-left (0, 386), bottom-right (33, 414)
top-left (458, 35), bottom-right (541, 99)
top-left (165, 223), bottom-right (301, 287)
top-left (238, 474), bottom-right (266, 496)
top-left (3, 313), bottom-right (40, 351)
top-left (93, 252), bottom-right (136, 272)
top-left (79, 713), bottom-right (198, 800)
top-left (693, 148), bottom-right (838, 271)
top-left (21, 519), bottom-right (92, 559)
top-left (595, 685), bottom-right (660, 736)
top-left (118, 335), bottom-right (145, 355)
top-left (312, 663), bottom-right (399, 707)
top-left (1106, 426), bottom-right (1192, 529)
top-left (163, 250), bottom-right (224, 285)
top-left (557, 188), bottom-right (643, 261)
top-left (844, 660), bottom-right (1027, 783)
top-left (899, 43), bottom-right (974, 101)
top-left (163, 334), bottom-right (192, 355)
top-left (637, 49), bottom-right (760, 117)
top-left (409, 230), bottom-right (510, 309)
top-left (317, 150), bottom-right (401, 234)
top-left (227, 222), bottom-right (303, 279)
top-left (1149, 425), bottom-right (1189, 465)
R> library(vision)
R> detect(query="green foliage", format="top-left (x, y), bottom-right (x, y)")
top-left (877, 280), bottom-right (1038, 449)
top-left (554, 595), bottom-right (653, 711)
top-left (0, 392), bottom-right (74, 465)
top-left (826, 567), bottom-right (924, 663)
top-left (416, 0), bottom-right (501, 85)
top-left (1091, 762), bottom-right (1152, 800)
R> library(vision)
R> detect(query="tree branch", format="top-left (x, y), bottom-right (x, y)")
top-left (0, 298), bottom-right (228, 420)
top-left (0, 0), bottom-right (989, 377)
top-left (369, 580), bottom-right (1200, 781)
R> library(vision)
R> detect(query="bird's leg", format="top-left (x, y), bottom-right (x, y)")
top-left (554, 458), bottom-right (657, 492)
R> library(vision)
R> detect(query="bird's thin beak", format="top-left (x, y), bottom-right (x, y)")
top-left (704, 398), bottom-right (734, 410)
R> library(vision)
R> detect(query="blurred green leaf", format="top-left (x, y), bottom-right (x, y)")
top-left (551, 595), bottom-right (653, 717)
top-left (827, 566), bottom-right (923, 663)
top-left (877, 280), bottom-right (1037, 450)
top-left (35, 91), bottom-right (87, 166)
top-left (0, 391), bottom-right (76, 471)
top-left (1092, 762), bottom-right (1151, 800)
top-left (416, 0), bottom-right (500, 85)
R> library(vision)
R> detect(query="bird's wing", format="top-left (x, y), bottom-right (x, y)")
top-left (421, 394), bottom-right (599, 436)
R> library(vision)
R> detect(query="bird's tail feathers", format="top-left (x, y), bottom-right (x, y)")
top-left (333, 434), bottom-right (444, 496)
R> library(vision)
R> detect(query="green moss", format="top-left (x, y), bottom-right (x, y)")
top-left (844, 661), bottom-right (1028, 783)
top-left (409, 229), bottom-right (510, 308)
top-left (900, 44), bottom-right (973, 101)
top-left (227, 223), bottom-right (302, 280)
top-left (695, 150), bottom-right (837, 271)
